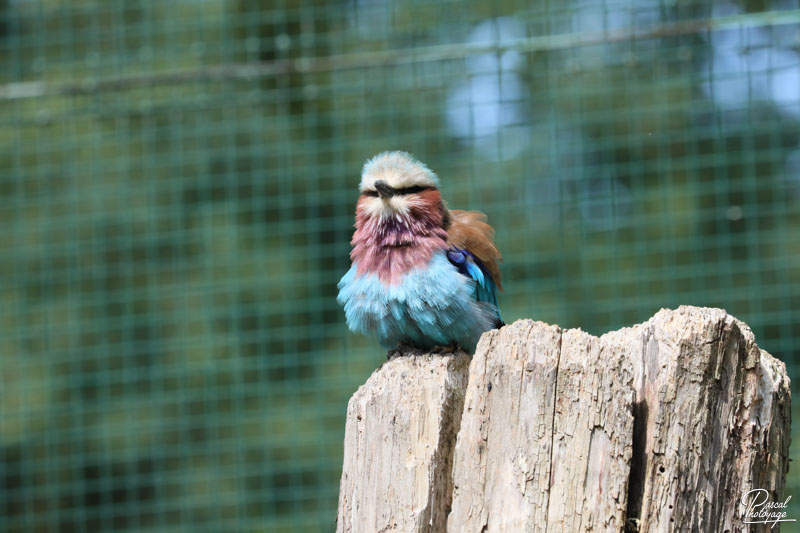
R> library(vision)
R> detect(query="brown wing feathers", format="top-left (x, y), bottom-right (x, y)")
top-left (446, 209), bottom-right (503, 291)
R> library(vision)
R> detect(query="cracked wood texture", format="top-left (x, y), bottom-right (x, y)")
top-left (624, 307), bottom-right (792, 533)
top-left (336, 306), bottom-right (790, 533)
top-left (336, 352), bottom-right (470, 533)
top-left (448, 321), bottom-right (635, 532)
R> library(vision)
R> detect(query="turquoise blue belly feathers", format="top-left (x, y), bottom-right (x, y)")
top-left (337, 151), bottom-right (504, 353)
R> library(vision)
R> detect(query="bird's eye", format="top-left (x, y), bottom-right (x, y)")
top-left (363, 190), bottom-right (378, 197)
top-left (395, 186), bottom-right (429, 195)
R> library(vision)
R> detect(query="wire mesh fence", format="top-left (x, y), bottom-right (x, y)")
top-left (1, 1), bottom-right (799, 531)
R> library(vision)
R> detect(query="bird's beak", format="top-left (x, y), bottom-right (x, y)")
top-left (374, 180), bottom-right (395, 199)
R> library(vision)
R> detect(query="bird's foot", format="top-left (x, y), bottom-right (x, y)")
top-left (387, 342), bottom-right (418, 359)
top-left (430, 342), bottom-right (461, 355)
top-left (387, 342), bottom-right (461, 359)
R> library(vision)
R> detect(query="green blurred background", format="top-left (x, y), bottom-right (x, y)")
top-left (1, 0), bottom-right (799, 531)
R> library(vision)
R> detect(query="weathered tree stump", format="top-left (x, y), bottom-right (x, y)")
top-left (336, 352), bottom-right (470, 533)
top-left (336, 307), bottom-right (791, 533)
top-left (448, 322), bottom-right (636, 532)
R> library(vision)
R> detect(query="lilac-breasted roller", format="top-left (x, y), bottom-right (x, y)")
top-left (337, 151), bottom-right (504, 353)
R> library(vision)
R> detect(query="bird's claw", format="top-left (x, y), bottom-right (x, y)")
top-left (387, 342), bottom-right (461, 359)
top-left (430, 342), bottom-right (461, 355)
top-left (387, 342), bottom-right (416, 359)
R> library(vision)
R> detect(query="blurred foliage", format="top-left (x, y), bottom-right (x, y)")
top-left (1, 0), bottom-right (799, 531)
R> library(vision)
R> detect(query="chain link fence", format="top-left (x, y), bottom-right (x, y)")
top-left (1, 1), bottom-right (799, 531)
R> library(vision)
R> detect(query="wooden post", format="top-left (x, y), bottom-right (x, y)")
top-left (336, 307), bottom-right (791, 532)
top-left (622, 307), bottom-right (792, 532)
top-left (336, 352), bottom-right (470, 533)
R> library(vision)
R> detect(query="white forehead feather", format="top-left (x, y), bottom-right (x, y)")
top-left (359, 151), bottom-right (440, 191)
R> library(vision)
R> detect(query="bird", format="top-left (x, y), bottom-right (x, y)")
top-left (337, 151), bottom-right (504, 353)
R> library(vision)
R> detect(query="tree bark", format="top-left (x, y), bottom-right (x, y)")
top-left (336, 306), bottom-right (791, 533)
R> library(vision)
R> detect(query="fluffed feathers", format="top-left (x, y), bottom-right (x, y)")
top-left (338, 151), bottom-right (504, 353)
top-left (337, 253), bottom-right (497, 352)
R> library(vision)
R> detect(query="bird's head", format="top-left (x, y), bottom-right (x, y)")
top-left (357, 151), bottom-right (441, 219)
